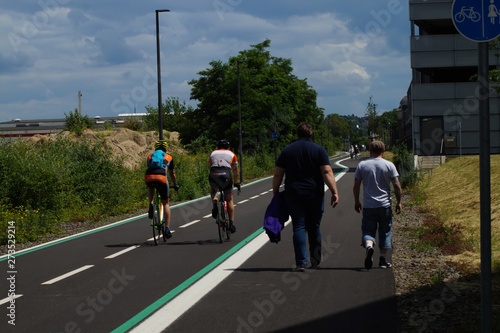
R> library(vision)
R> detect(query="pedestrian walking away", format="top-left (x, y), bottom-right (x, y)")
top-left (273, 122), bottom-right (339, 271)
top-left (353, 140), bottom-right (402, 269)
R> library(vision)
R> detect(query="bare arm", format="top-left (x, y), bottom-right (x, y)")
top-left (320, 165), bottom-right (339, 208)
top-left (353, 178), bottom-right (362, 213)
top-left (168, 169), bottom-right (177, 186)
top-left (391, 176), bottom-right (402, 213)
top-left (272, 166), bottom-right (285, 195)
top-left (231, 164), bottom-right (239, 183)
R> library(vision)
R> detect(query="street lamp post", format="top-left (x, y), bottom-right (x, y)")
top-left (273, 81), bottom-right (278, 163)
top-left (237, 60), bottom-right (245, 184)
top-left (156, 9), bottom-right (170, 140)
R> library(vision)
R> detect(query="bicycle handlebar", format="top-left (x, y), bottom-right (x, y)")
top-left (234, 183), bottom-right (241, 195)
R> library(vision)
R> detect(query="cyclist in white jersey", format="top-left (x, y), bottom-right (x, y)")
top-left (209, 140), bottom-right (240, 233)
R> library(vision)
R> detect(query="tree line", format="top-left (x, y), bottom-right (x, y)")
top-left (67, 39), bottom-right (401, 154)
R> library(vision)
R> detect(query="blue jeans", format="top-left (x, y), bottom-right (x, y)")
top-left (361, 207), bottom-right (393, 249)
top-left (285, 194), bottom-right (325, 267)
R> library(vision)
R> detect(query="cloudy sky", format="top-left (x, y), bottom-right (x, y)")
top-left (0, 0), bottom-right (411, 123)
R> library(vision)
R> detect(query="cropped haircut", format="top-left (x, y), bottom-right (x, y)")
top-left (370, 140), bottom-right (385, 154)
top-left (297, 122), bottom-right (313, 139)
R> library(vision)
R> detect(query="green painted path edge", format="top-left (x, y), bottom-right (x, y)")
top-left (111, 227), bottom-right (265, 333)
top-left (111, 157), bottom-right (348, 332)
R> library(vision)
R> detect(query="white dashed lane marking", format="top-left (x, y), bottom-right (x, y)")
top-left (41, 265), bottom-right (94, 285)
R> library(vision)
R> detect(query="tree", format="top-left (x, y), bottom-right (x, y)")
top-left (365, 96), bottom-right (379, 137)
top-left (377, 109), bottom-right (399, 147)
top-left (143, 97), bottom-right (195, 140)
top-left (324, 113), bottom-right (352, 139)
top-left (187, 39), bottom-right (324, 153)
top-left (64, 109), bottom-right (93, 135)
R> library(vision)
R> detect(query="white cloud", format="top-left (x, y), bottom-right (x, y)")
top-left (0, 1), bottom-right (411, 122)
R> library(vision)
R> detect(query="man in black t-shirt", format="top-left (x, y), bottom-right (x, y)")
top-left (272, 122), bottom-right (339, 271)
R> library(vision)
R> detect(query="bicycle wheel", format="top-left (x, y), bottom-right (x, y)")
top-left (471, 12), bottom-right (480, 22)
top-left (153, 204), bottom-right (163, 245)
top-left (217, 199), bottom-right (225, 243)
top-left (454, 12), bottom-right (465, 23)
top-left (158, 204), bottom-right (167, 242)
top-left (161, 223), bottom-right (167, 242)
top-left (152, 213), bottom-right (160, 246)
top-left (225, 215), bottom-right (231, 241)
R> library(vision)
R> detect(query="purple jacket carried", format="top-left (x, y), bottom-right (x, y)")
top-left (263, 191), bottom-right (289, 243)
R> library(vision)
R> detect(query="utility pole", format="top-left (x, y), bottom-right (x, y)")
top-left (156, 9), bottom-right (170, 140)
top-left (78, 91), bottom-right (82, 115)
top-left (237, 59), bottom-right (245, 184)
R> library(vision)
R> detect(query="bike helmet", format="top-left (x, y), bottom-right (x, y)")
top-left (154, 140), bottom-right (168, 151)
top-left (217, 139), bottom-right (230, 149)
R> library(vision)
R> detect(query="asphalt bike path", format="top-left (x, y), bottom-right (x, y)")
top-left (1, 165), bottom-right (301, 332)
top-left (0, 154), bottom-right (397, 332)
top-left (161, 156), bottom-right (398, 333)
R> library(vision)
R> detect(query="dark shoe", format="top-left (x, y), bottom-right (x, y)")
top-left (229, 221), bottom-right (236, 233)
top-left (310, 256), bottom-right (324, 269)
top-left (148, 204), bottom-right (154, 219)
top-left (165, 228), bottom-right (172, 239)
top-left (292, 266), bottom-right (306, 272)
top-left (212, 203), bottom-right (217, 219)
top-left (379, 257), bottom-right (392, 268)
top-left (364, 247), bottom-right (374, 269)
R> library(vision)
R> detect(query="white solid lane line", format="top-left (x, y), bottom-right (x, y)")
top-left (41, 265), bottom-right (94, 285)
top-left (105, 245), bottom-right (140, 259)
top-left (130, 218), bottom-right (292, 333)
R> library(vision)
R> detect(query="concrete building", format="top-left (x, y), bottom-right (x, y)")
top-left (409, 0), bottom-right (500, 155)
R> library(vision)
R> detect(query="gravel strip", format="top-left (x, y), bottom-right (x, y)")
top-left (393, 193), bottom-right (481, 333)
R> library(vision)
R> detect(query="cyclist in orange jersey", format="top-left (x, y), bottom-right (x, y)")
top-left (144, 140), bottom-right (179, 238)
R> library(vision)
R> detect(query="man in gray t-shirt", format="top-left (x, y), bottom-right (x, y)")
top-left (353, 140), bottom-right (402, 269)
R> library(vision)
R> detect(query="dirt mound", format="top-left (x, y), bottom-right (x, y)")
top-left (26, 128), bottom-right (182, 169)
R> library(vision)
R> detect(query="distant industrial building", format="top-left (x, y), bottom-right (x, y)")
top-left (0, 114), bottom-right (146, 138)
top-left (408, 0), bottom-right (500, 155)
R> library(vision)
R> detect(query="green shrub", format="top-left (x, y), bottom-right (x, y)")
top-left (124, 118), bottom-right (143, 131)
top-left (0, 135), bottom-right (277, 245)
top-left (393, 143), bottom-right (419, 188)
top-left (0, 136), bottom-right (147, 244)
top-left (169, 153), bottom-right (211, 201)
top-left (64, 109), bottom-right (93, 135)
top-left (243, 152), bottom-right (275, 180)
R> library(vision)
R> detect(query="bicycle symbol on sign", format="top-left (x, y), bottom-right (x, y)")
top-left (454, 6), bottom-right (481, 22)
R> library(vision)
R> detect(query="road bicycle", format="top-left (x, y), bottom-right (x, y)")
top-left (215, 185), bottom-right (240, 243)
top-left (151, 188), bottom-right (167, 246)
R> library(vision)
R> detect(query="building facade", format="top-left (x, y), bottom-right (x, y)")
top-left (409, 0), bottom-right (500, 155)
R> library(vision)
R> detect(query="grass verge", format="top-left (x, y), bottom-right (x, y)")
top-left (403, 155), bottom-right (500, 331)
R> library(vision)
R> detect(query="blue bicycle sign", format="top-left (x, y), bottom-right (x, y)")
top-left (452, 0), bottom-right (500, 41)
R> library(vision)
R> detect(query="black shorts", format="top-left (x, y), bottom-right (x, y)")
top-left (146, 181), bottom-right (170, 200)
top-left (145, 167), bottom-right (170, 200)
top-left (209, 167), bottom-right (233, 197)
